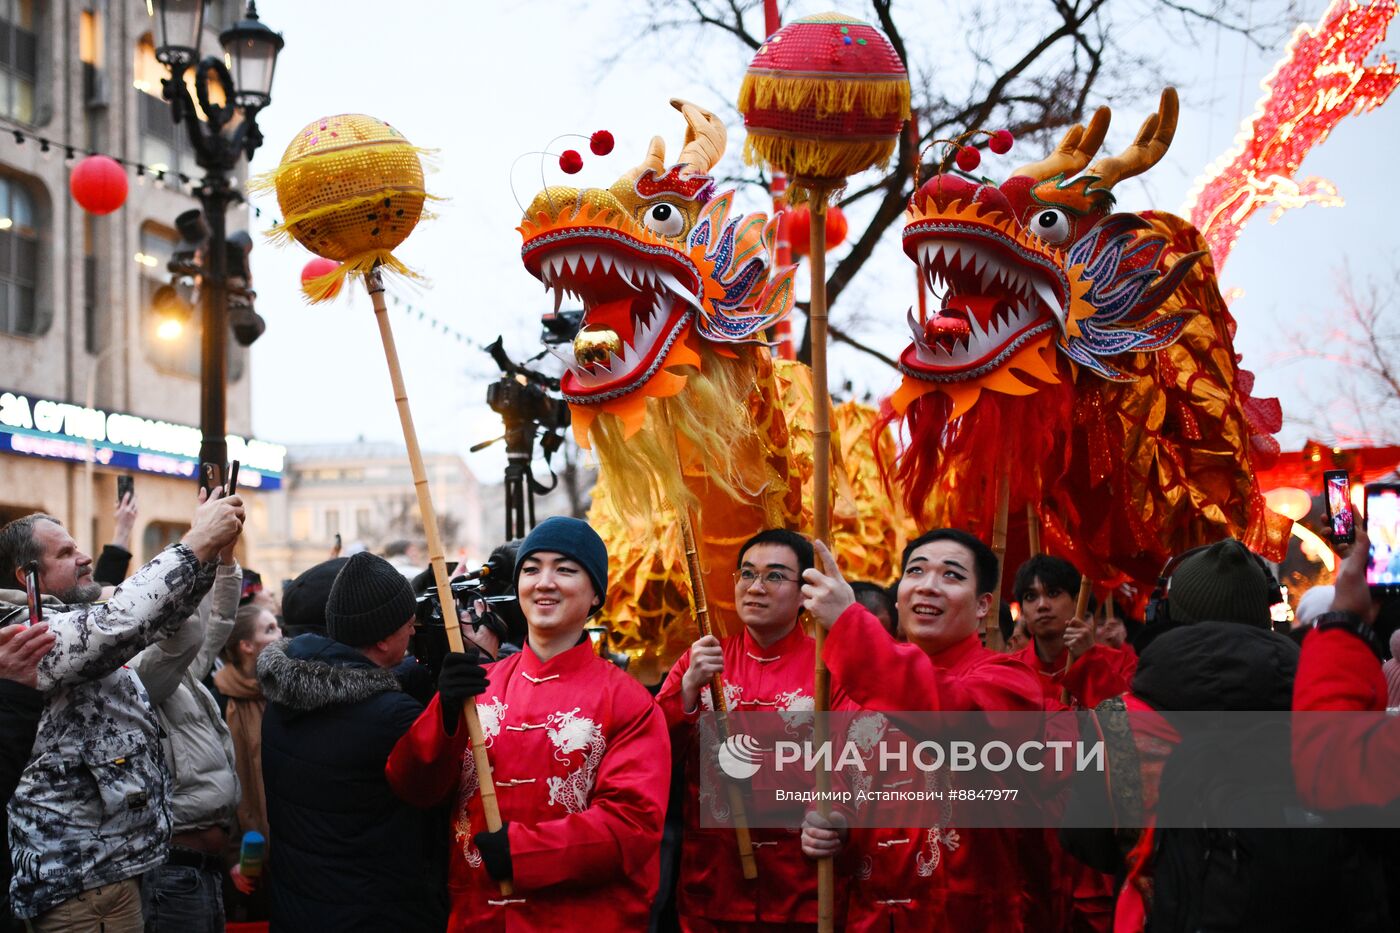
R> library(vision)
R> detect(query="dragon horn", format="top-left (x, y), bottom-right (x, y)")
top-left (1087, 88), bottom-right (1178, 191)
top-left (671, 98), bottom-right (727, 174)
top-left (1010, 106), bottom-right (1110, 181)
top-left (638, 135), bottom-right (667, 175)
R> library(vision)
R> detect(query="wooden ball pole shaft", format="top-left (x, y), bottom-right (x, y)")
top-left (807, 191), bottom-right (835, 933)
top-left (366, 269), bottom-right (511, 896)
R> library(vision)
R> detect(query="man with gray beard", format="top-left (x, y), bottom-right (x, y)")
top-left (0, 492), bottom-right (244, 932)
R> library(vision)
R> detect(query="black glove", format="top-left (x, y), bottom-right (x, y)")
top-left (438, 648), bottom-right (489, 734)
top-left (474, 824), bottom-right (513, 882)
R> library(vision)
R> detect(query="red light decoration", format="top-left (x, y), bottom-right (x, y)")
top-left (1185, 0), bottom-right (1399, 271)
top-left (788, 204), bottom-right (849, 257)
top-left (69, 155), bottom-right (128, 215)
top-left (301, 256), bottom-right (342, 299)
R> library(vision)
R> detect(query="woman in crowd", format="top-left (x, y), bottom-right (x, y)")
top-left (218, 603), bottom-right (280, 844)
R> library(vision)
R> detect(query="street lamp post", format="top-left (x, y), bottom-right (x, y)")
top-left (149, 0), bottom-right (283, 483)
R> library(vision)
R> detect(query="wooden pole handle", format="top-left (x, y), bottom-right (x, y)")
top-left (664, 406), bottom-right (758, 880)
top-left (366, 270), bottom-right (511, 895)
top-left (1075, 576), bottom-right (1093, 620)
top-left (986, 473), bottom-right (1011, 652)
top-left (806, 192), bottom-right (835, 933)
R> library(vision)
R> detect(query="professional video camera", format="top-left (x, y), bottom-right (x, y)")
top-left (410, 545), bottom-right (526, 678)
top-left (474, 327), bottom-right (577, 541)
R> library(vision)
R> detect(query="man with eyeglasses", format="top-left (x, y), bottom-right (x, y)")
top-left (657, 528), bottom-right (842, 931)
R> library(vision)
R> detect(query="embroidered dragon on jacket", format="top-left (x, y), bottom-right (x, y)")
top-left (882, 89), bottom-right (1290, 587)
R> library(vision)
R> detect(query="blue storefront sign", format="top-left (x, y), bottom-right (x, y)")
top-left (0, 388), bottom-right (285, 490)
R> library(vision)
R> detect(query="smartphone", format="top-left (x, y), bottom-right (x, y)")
top-left (1365, 482), bottom-right (1400, 594)
top-left (23, 561), bottom-right (41, 627)
top-left (1324, 470), bottom-right (1355, 545)
top-left (226, 460), bottom-right (240, 497)
top-left (116, 474), bottom-right (134, 505)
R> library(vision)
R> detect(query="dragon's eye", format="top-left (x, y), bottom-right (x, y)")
top-left (1029, 208), bottom-right (1071, 245)
top-left (643, 202), bottom-right (685, 237)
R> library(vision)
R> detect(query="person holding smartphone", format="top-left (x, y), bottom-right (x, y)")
top-left (1293, 524), bottom-right (1399, 810)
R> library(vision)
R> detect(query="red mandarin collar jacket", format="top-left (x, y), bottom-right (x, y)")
top-left (656, 623), bottom-right (845, 926)
top-left (825, 604), bottom-right (1057, 932)
top-left (386, 640), bottom-right (670, 932)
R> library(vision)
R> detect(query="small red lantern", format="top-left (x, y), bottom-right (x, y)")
top-left (69, 155), bottom-right (128, 215)
top-left (301, 257), bottom-right (342, 299)
top-left (559, 150), bottom-right (584, 174)
top-left (788, 204), bottom-right (849, 257)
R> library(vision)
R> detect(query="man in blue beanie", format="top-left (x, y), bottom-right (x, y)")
top-left (388, 516), bottom-right (670, 931)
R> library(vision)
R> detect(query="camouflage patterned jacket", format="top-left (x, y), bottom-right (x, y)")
top-left (4, 543), bottom-right (217, 919)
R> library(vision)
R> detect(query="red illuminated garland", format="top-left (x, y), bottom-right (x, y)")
top-left (1185, 0), bottom-right (1399, 269)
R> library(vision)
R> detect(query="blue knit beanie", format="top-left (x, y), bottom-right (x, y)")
top-left (514, 517), bottom-right (609, 610)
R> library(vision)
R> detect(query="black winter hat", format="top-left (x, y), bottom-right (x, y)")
top-left (514, 516), bottom-right (608, 610)
top-left (326, 551), bottom-right (416, 647)
top-left (1167, 538), bottom-right (1274, 628)
top-left (280, 557), bottom-right (349, 637)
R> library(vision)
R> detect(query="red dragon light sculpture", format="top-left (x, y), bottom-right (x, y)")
top-left (883, 89), bottom-right (1290, 587)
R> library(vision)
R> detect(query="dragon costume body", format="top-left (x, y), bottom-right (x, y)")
top-left (519, 100), bottom-right (903, 669)
top-left (884, 90), bottom-right (1289, 588)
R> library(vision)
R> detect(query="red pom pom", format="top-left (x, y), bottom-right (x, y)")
top-left (69, 155), bottom-right (128, 215)
top-left (589, 131), bottom-right (614, 156)
top-left (954, 147), bottom-right (981, 172)
top-left (988, 130), bottom-right (1014, 154)
top-left (559, 150), bottom-right (584, 174)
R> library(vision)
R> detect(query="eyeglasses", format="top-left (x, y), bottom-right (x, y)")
top-left (735, 568), bottom-right (799, 587)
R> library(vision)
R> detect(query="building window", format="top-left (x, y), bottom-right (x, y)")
top-left (356, 508), bottom-right (371, 538)
top-left (291, 507), bottom-right (311, 540)
top-left (143, 520), bottom-right (188, 564)
top-left (324, 509), bottom-right (340, 539)
top-left (0, 0), bottom-right (36, 123)
top-left (0, 174), bottom-right (40, 336)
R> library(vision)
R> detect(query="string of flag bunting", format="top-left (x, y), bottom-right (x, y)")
top-left (0, 120), bottom-right (491, 352)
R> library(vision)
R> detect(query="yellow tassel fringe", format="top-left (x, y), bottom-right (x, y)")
top-left (300, 251), bottom-right (422, 304)
top-left (743, 134), bottom-right (897, 190)
top-left (738, 72), bottom-right (911, 122)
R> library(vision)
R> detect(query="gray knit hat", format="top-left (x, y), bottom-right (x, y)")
top-left (326, 551), bottom-right (416, 647)
top-left (1167, 538), bottom-right (1274, 628)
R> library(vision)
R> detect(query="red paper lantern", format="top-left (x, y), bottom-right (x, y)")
top-left (301, 256), bottom-right (342, 299)
top-left (69, 155), bottom-right (128, 215)
top-left (738, 13), bottom-right (910, 191)
top-left (788, 204), bottom-right (849, 257)
top-left (559, 150), bottom-right (584, 174)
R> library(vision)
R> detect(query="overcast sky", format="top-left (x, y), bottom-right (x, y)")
top-left (242, 0), bottom-right (1399, 485)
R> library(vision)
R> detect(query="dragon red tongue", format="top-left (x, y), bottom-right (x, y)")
top-left (924, 295), bottom-right (1011, 346)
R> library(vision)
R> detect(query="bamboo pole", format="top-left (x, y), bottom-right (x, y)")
top-left (805, 187), bottom-right (835, 933)
top-left (1026, 503), bottom-right (1042, 556)
top-left (678, 506), bottom-right (760, 880)
top-left (659, 406), bottom-right (757, 878)
top-left (986, 473), bottom-right (1011, 652)
top-left (1075, 576), bottom-right (1093, 620)
top-left (366, 269), bottom-right (511, 896)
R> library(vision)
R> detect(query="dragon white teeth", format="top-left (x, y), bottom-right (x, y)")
top-left (655, 270), bottom-right (701, 311)
top-left (553, 287), bottom-right (564, 314)
top-left (1032, 279), bottom-right (1062, 323)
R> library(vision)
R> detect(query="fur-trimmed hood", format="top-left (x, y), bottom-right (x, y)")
top-left (257, 633), bottom-right (403, 713)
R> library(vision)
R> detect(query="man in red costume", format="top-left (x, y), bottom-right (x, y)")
top-left (657, 529), bottom-right (836, 931)
top-left (799, 529), bottom-right (1053, 931)
top-left (1011, 555), bottom-right (1136, 711)
top-left (386, 516), bottom-right (669, 932)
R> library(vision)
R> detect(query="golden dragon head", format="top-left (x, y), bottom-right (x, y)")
top-left (518, 99), bottom-right (795, 444)
top-left (892, 89), bottom-right (1202, 420)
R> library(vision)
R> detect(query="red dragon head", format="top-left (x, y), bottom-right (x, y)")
top-left (882, 88), bottom-right (1288, 583)
top-left (518, 99), bottom-right (794, 517)
top-left (892, 89), bottom-right (1196, 419)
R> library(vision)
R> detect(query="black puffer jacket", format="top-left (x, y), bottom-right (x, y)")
top-left (1132, 621), bottom-right (1298, 712)
top-left (259, 635), bottom-right (446, 933)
